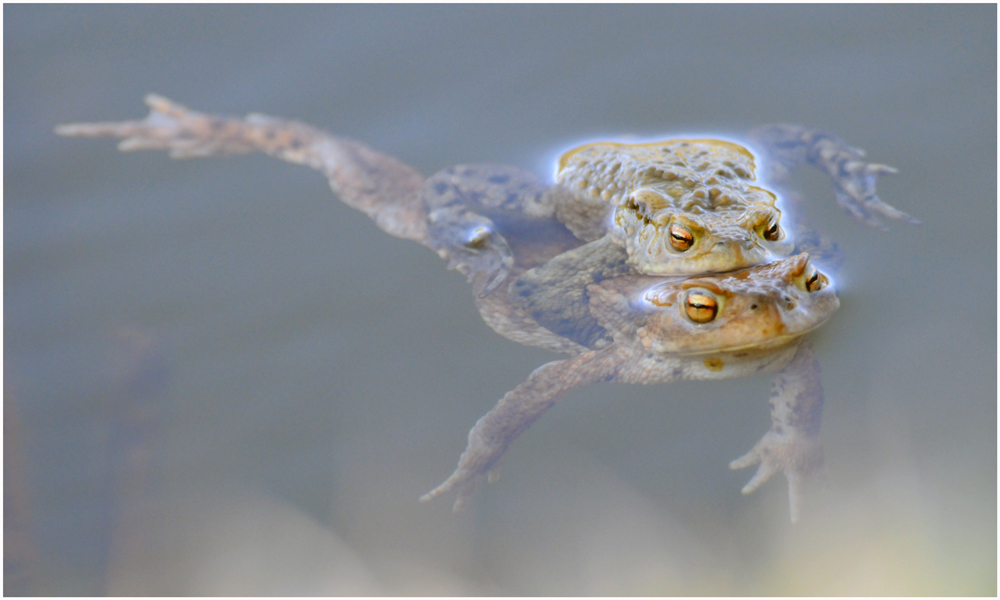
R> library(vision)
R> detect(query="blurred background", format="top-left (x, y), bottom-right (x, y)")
top-left (4, 5), bottom-right (995, 595)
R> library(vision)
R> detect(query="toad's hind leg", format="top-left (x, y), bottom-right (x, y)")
top-left (749, 124), bottom-right (919, 230)
top-left (56, 95), bottom-right (428, 243)
top-left (729, 342), bottom-right (824, 523)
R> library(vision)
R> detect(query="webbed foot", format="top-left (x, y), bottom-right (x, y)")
top-left (56, 94), bottom-right (256, 158)
top-left (729, 429), bottom-right (823, 523)
top-left (823, 151), bottom-right (920, 230)
top-left (749, 124), bottom-right (920, 230)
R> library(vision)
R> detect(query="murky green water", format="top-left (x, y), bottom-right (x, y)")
top-left (5, 5), bottom-right (995, 595)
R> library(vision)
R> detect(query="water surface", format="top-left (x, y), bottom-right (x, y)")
top-left (5, 5), bottom-right (996, 595)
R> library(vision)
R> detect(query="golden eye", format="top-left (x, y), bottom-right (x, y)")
top-left (684, 291), bottom-right (718, 323)
top-left (762, 222), bottom-right (781, 241)
top-left (805, 266), bottom-right (825, 293)
top-left (668, 223), bottom-right (694, 251)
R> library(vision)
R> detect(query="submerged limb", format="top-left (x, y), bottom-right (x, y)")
top-left (791, 225), bottom-right (844, 271)
top-left (729, 342), bottom-right (824, 523)
top-left (511, 237), bottom-right (631, 349)
top-left (425, 204), bottom-right (515, 298)
top-left (421, 165), bottom-right (543, 297)
top-left (56, 94), bottom-right (428, 243)
top-left (420, 345), bottom-right (625, 511)
top-left (749, 124), bottom-right (919, 230)
top-left (421, 164), bottom-right (583, 297)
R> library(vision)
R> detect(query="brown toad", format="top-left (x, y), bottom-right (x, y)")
top-left (58, 96), bottom-right (873, 520)
top-left (554, 131), bottom-right (917, 276)
top-left (413, 154), bottom-right (839, 522)
top-left (420, 249), bottom-right (839, 523)
top-left (555, 138), bottom-right (790, 276)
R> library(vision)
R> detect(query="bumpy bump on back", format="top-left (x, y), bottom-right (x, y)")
top-left (556, 139), bottom-right (787, 275)
top-left (556, 138), bottom-right (758, 209)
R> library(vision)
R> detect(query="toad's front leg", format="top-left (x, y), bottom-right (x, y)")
top-left (56, 95), bottom-right (428, 243)
top-left (421, 345), bottom-right (626, 512)
top-left (729, 342), bottom-right (824, 523)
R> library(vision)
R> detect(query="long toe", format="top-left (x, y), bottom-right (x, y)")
top-left (740, 461), bottom-right (778, 495)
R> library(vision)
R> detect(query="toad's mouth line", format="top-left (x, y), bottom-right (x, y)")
top-left (670, 326), bottom-right (830, 356)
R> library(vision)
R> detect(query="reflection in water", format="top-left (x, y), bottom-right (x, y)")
top-left (102, 328), bottom-right (171, 594)
top-left (4, 391), bottom-right (38, 596)
top-left (98, 331), bottom-right (386, 595)
top-left (106, 493), bottom-right (383, 595)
